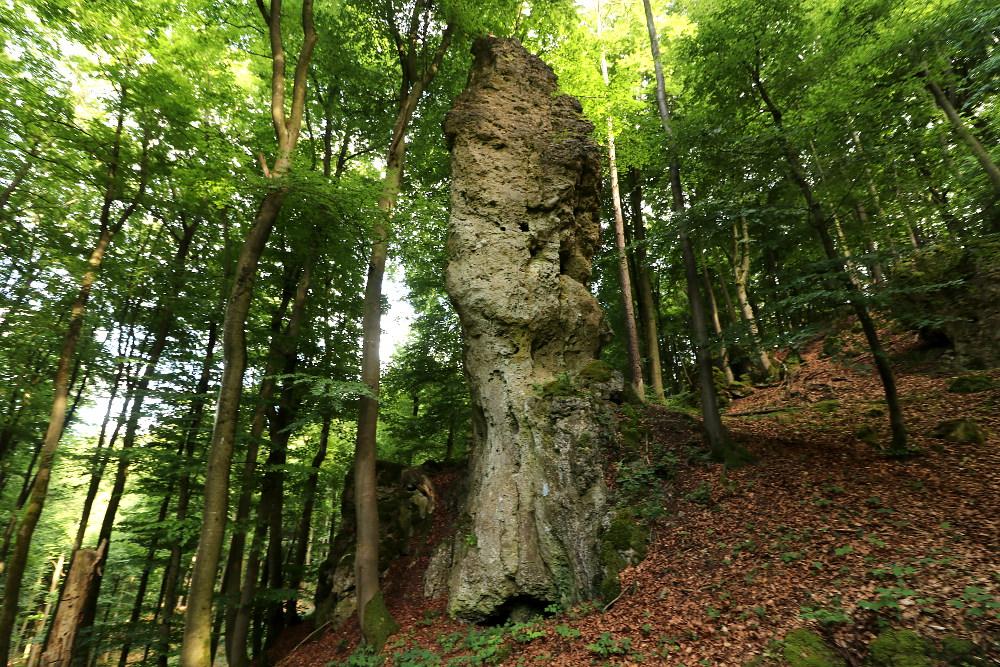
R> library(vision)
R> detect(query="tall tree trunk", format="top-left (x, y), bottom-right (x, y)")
top-left (180, 2), bottom-right (316, 663)
top-left (287, 417), bottom-right (328, 622)
top-left (75, 218), bottom-right (200, 657)
top-left (597, 18), bottom-right (644, 401)
top-left (750, 70), bottom-right (908, 453)
top-left (642, 0), bottom-right (747, 463)
top-left (925, 76), bottom-right (1000, 192)
top-left (116, 494), bottom-right (172, 667)
top-left (0, 111), bottom-right (150, 657)
top-left (702, 265), bottom-right (734, 384)
top-left (626, 174), bottom-right (666, 402)
top-left (731, 219), bottom-right (772, 377)
top-left (226, 257), bottom-right (312, 666)
top-left (221, 271), bottom-right (296, 665)
top-left (353, 16), bottom-right (453, 651)
top-left (157, 323), bottom-right (217, 667)
top-left (40, 542), bottom-right (106, 666)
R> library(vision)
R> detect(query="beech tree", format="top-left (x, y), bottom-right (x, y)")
top-left (180, 1), bottom-right (317, 663)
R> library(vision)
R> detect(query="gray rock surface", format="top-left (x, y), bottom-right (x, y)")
top-left (442, 36), bottom-right (619, 623)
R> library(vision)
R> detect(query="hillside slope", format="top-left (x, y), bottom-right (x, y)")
top-left (275, 329), bottom-right (999, 665)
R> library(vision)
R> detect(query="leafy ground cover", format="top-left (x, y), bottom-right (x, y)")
top-left (271, 328), bottom-right (999, 665)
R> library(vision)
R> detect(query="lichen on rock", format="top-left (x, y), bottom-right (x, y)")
top-left (441, 36), bottom-right (620, 623)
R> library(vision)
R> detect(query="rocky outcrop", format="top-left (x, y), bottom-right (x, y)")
top-left (441, 37), bottom-right (620, 623)
top-left (314, 462), bottom-right (435, 627)
top-left (892, 241), bottom-right (1000, 369)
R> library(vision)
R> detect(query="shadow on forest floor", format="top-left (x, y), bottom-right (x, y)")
top-left (271, 327), bottom-right (1000, 666)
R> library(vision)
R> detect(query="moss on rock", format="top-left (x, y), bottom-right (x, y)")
top-left (866, 629), bottom-right (931, 666)
top-left (933, 417), bottom-right (987, 445)
top-left (948, 373), bottom-right (994, 394)
top-left (599, 510), bottom-right (647, 600)
top-left (782, 629), bottom-right (845, 666)
top-left (578, 359), bottom-right (614, 384)
top-left (938, 634), bottom-right (982, 664)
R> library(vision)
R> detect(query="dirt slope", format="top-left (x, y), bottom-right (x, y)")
top-left (273, 328), bottom-right (999, 665)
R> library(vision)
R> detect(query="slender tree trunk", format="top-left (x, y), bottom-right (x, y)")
top-left (626, 174), bottom-right (666, 401)
top-left (597, 15), bottom-right (643, 400)
top-left (157, 323), bottom-right (217, 667)
top-left (0, 232), bottom-right (113, 665)
top-left (353, 18), bottom-right (453, 650)
top-left (731, 219), bottom-right (772, 377)
top-left (702, 265), bottom-right (734, 384)
top-left (226, 258), bottom-right (311, 665)
top-left (180, 3), bottom-right (316, 662)
top-left (116, 493), bottom-right (172, 667)
top-left (751, 71), bottom-right (908, 452)
top-left (288, 417), bottom-right (329, 618)
top-left (75, 220), bottom-right (199, 656)
top-left (642, 0), bottom-right (746, 462)
top-left (925, 77), bottom-right (1000, 192)
top-left (221, 273), bottom-right (295, 664)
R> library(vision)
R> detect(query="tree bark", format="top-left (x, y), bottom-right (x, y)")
top-left (226, 257), bottom-right (312, 666)
top-left (750, 69), bottom-right (907, 452)
top-left (180, 2), bottom-right (316, 663)
top-left (353, 14), bottom-right (453, 650)
top-left (642, 0), bottom-right (745, 462)
top-left (626, 174), bottom-right (666, 402)
top-left (925, 76), bottom-right (1000, 193)
top-left (702, 265), bottom-right (734, 384)
top-left (40, 542), bottom-right (106, 667)
top-left (157, 323), bottom-right (217, 667)
top-left (731, 219), bottom-right (772, 377)
top-left (597, 15), bottom-right (644, 402)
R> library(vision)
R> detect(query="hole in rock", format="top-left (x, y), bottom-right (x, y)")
top-left (479, 595), bottom-right (553, 626)
top-left (519, 222), bottom-right (529, 232)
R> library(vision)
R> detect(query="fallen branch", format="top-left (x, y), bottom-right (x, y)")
top-left (273, 619), bottom-right (333, 666)
top-left (602, 582), bottom-right (638, 612)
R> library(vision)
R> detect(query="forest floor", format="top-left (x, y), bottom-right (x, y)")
top-left (271, 326), bottom-right (999, 666)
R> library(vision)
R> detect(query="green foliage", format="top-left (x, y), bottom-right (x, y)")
top-left (800, 593), bottom-right (852, 628)
top-left (586, 631), bottom-right (634, 658)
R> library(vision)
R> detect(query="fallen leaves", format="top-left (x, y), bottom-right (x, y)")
top-left (272, 330), bottom-right (999, 665)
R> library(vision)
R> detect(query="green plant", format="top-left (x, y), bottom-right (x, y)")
top-left (586, 632), bottom-right (633, 657)
top-left (391, 645), bottom-right (443, 666)
top-left (946, 586), bottom-right (1000, 617)
top-left (686, 481), bottom-right (713, 507)
top-left (342, 645), bottom-right (384, 666)
top-left (553, 624), bottom-right (581, 639)
top-left (509, 621), bottom-right (546, 643)
top-left (800, 598), bottom-right (852, 628)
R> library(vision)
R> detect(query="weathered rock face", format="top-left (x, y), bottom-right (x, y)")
top-left (442, 37), bottom-right (620, 623)
top-left (892, 241), bottom-right (1000, 369)
top-left (314, 462), bottom-right (435, 627)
